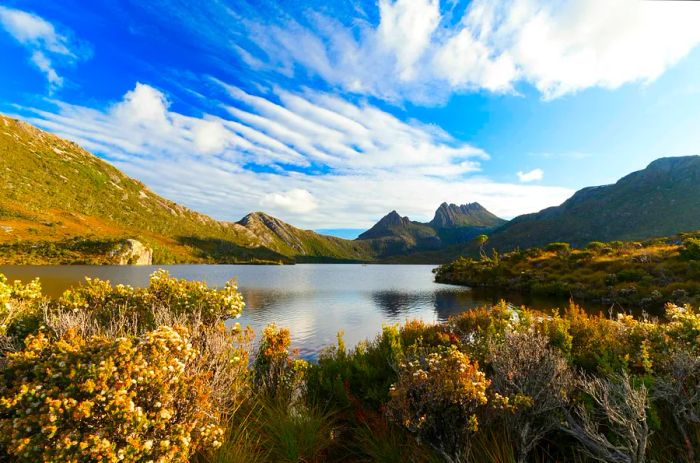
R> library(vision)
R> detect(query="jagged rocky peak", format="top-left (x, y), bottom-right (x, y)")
top-left (377, 210), bottom-right (411, 227)
top-left (430, 202), bottom-right (505, 229)
top-left (358, 210), bottom-right (413, 239)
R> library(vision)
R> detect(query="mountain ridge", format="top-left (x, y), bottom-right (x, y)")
top-left (2, 114), bottom-right (699, 265)
top-left (486, 155), bottom-right (700, 251)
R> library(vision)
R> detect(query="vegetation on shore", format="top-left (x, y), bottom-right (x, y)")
top-left (1, 270), bottom-right (699, 462)
top-left (434, 232), bottom-right (700, 311)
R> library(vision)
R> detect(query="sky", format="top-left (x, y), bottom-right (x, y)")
top-left (2, 0), bottom-right (700, 236)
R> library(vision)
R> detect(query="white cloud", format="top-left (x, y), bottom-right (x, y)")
top-left (0, 6), bottom-right (89, 91)
top-left (261, 189), bottom-right (318, 214)
top-left (517, 168), bottom-right (543, 182)
top-left (18, 81), bottom-right (574, 228)
top-left (238, 0), bottom-right (700, 103)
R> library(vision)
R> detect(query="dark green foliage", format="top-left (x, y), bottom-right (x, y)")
top-left (435, 233), bottom-right (700, 310)
top-left (306, 327), bottom-right (404, 411)
top-left (680, 238), bottom-right (700, 260)
top-left (545, 242), bottom-right (571, 255)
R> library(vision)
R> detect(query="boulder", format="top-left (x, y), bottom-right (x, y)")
top-left (111, 239), bottom-right (153, 265)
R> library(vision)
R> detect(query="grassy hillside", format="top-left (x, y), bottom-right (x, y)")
top-left (0, 115), bottom-right (367, 264)
top-left (435, 232), bottom-right (700, 310)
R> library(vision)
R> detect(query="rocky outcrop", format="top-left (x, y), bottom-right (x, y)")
top-left (111, 239), bottom-right (153, 265)
top-left (430, 202), bottom-right (506, 229)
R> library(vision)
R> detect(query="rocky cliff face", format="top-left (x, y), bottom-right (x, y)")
top-left (430, 202), bottom-right (506, 229)
top-left (111, 239), bottom-right (153, 265)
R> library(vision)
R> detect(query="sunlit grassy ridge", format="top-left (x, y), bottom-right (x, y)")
top-left (0, 115), bottom-right (372, 264)
top-left (435, 233), bottom-right (700, 310)
top-left (1, 271), bottom-right (699, 462)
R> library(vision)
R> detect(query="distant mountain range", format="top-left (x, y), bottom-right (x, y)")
top-left (356, 203), bottom-right (505, 257)
top-left (1, 114), bottom-right (699, 264)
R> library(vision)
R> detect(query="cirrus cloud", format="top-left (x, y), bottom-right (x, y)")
top-left (14, 80), bottom-right (573, 228)
top-left (0, 6), bottom-right (91, 91)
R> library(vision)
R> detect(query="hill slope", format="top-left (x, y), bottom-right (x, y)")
top-left (487, 156), bottom-right (700, 251)
top-left (0, 115), bottom-right (366, 264)
top-left (237, 212), bottom-right (373, 262)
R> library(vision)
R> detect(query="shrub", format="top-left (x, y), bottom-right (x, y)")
top-left (544, 242), bottom-right (571, 256)
top-left (680, 238), bottom-right (700, 260)
top-left (653, 349), bottom-right (700, 461)
top-left (0, 326), bottom-right (223, 463)
top-left (252, 324), bottom-right (307, 402)
top-left (488, 331), bottom-right (573, 463)
top-left (0, 274), bottom-right (43, 343)
top-left (586, 241), bottom-right (606, 251)
top-left (306, 325), bottom-right (404, 411)
top-left (54, 269), bottom-right (244, 333)
top-left (564, 373), bottom-right (649, 463)
top-left (617, 268), bottom-right (647, 283)
top-left (387, 346), bottom-right (490, 462)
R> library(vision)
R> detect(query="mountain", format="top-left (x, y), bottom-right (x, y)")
top-left (357, 204), bottom-right (505, 257)
top-left (0, 115), bottom-right (366, 264)
top-left (237, 212), bottom-right (372, 262)
top-left (486, 156), bottom-right (700, 251)
top-left (6, 114), bottom-right (697, 265)
top-left (430, 202), bottom-right (506, 229)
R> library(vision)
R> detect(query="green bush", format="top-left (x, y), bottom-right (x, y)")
top-left (586, 241), bottom-right (606, 251)
top-left (680, 238), bottom-right (700, 260)
top-left (544, 242), bottom-right (571, 255)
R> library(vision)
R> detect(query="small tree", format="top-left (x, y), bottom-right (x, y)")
top-left (474, 234), bottom-right (489, 260)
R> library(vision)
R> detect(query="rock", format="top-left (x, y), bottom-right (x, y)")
top-left (111, 239), bottom-right (153, 265)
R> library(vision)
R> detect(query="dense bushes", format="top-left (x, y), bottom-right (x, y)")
top-left (0, 327), bottom-right (223, 463)
top-left (0, 271), bottom-right (248, 463)
top-left (434, 233), bottom-right (700, 310)
top-left (1, 270), bottom-right (700, 462)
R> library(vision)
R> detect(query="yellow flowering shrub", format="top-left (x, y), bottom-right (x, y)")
top-left (0, 326), bottom-right (223, 463)
top-left (387, 346), bottom-right (490, 461)
top-left (55, 269), bottom-right (244, 331)
top-left (253, 324), bottom-right (307, 401)
top-left (0, 274), bottom-right (43, 341)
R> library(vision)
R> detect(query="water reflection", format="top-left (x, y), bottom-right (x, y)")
top-left (0, 264), bottom-right (591, 359)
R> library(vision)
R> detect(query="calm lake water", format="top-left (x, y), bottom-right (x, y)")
top-left (0, 264), bottom-right (587, 359)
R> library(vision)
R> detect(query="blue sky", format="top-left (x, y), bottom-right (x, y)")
top-left (2, 0), bottom-right (700, 234)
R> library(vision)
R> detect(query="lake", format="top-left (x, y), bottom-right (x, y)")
top-left (0, 264), bottom-right (586, 359)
